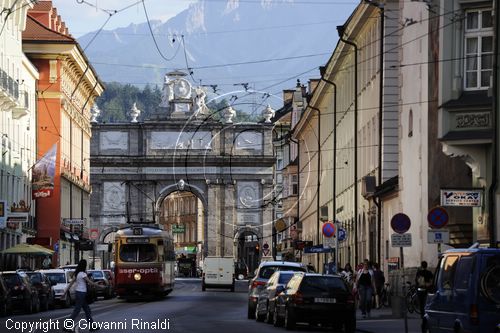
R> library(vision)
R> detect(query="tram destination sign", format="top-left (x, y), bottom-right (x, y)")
top-left (440, 189), bottom-right (483, 207)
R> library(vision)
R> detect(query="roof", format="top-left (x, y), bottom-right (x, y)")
top-left (258, 261), bottom-right (306, 268)
top-left (23, 15), bottom-right (75, 43)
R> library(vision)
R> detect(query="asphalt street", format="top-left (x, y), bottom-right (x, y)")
top-left (0, 278), bottom-right (420, 333)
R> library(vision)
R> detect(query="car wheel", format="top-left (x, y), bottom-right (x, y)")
top-left (24, 298), bottom-right (32, 314)
top-left (344, 317), bottom-right (356, 333)
top-left (284, 307), bottom-right (296, 330)
top-left (0, 301), bottom-right (6, 317)
top-left (41, 296), bottom-right (49, 311)
top-left (238, 274), bottom-right (244, 280)
top-left (273, 307), bottom-right (283, 327)
top-left (202, 283), bottom-right (206, 292)
top-left (248, 303), bottom-right (256, 319)
top-left (255, 305), bottom-right (265, 322)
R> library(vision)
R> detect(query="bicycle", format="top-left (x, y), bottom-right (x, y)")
top-left (379, 283), bottom-right (391, 308)
top-left (405, 281), bottom-right (420, 314)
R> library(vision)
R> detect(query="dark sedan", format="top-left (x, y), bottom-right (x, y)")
top-left (0, 272), bottom-right (39, 314)
top-left (0, 276), bottom-right (12, 316)
top-left (255, 270), bottom-right (295, 323)
top-left (88, 270), bottom-right (112, 299)
top-left (274, 273), bottom-right (356, 332)
top-left (26, 272), bottom-right (55, 311)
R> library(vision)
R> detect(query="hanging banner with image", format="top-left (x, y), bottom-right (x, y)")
top-left (32, 143), bottom-right (57, 199)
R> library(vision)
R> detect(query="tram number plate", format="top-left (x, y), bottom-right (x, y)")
top-left (314, 298), bottom-right (336, 303)
top-left (206, 274), bottom-right (217, 279)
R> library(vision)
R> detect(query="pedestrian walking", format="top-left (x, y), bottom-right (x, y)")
top-left (373, 263), bottom-right (385, 309)
top-left (415, 261), bottom-right (433, 318)
top-left (42, 255), bottom-right (52, 269)
top-left (63, 259), bottom-right (101, 332)
top-left (356, 259), bottom-right (375, 318)
top-left (341, 263), bottom-right (354, 286)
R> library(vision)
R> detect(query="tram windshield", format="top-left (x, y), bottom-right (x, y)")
top-left (120, 244), bottom-right (157, 262)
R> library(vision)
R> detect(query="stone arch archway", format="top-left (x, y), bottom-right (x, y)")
top-left (233, 226), bottom-right (262, 273)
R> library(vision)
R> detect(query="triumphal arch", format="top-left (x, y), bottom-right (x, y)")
top-left (89, 71), bottom-right (276, 269)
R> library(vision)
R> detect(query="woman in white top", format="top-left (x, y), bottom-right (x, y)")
top-left (64, 259), bottom-right (100, 332)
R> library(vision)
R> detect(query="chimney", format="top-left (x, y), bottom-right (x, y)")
top-left (308, 79), bottom-right (320, 95)
top-left (283, 89), bottom-right (294, 104)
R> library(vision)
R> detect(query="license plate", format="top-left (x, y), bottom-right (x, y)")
top-left (314, 297), bottom-right (336, 303)
top-left (206, 274), bottom-right (217, 279)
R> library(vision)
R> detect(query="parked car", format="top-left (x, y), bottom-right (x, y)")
top-left (40, 269), bottom-right (75, 308)
top-left (202, 257), bottom-right (235, 292)
top-left (255, 270), bottom-right (295, 323)
top-left (0, 275), bottom-right (12, 316)
top-left (26, 271), bottom-right (55, 311)
top-left (423, 247), bottom-right (500, 333)
top-left (102, 269), bottom-right (115, 295)
top-left (247, 261), bottom-right (308, 319)
top-left (88, 270), bottom-right (113, 299)
top-left (273, 272), bottom-right (356, 332)
top-left (0, 271), bottom-right (39, 314)
top-left (59, 264), bottom-right (78, 270)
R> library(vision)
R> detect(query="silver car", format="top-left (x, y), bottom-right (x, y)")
top-left (39, 269), bottom-right (75, 308)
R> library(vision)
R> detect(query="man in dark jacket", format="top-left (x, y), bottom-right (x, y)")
top-left (415, 261), bottom-right (433, 318)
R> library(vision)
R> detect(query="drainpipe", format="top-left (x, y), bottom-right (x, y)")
top-left (289, 136), bottom-right (300, 258)
top-left (489, 0), bottom-right (499, 248)
top-left (337, 25), bottom-right (359, 265)
top-left (319, 69), bottom-right (338, 262)
top-left (309, 106), bottom-right (321, 270)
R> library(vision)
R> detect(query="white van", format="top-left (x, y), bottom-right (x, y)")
top-left (202, 257), bottom-right (235, 292)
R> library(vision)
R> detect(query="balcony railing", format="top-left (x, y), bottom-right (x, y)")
top-left (0, 69), bottom-right (19, 100)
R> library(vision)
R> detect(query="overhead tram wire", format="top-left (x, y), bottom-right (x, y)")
top-left (141, 0), bottom-right (180, 62)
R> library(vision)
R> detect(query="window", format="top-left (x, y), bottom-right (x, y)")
top-left (290, 175), bottom-right (298, 195)
top-left (408, 109), bottom-right (413, 137)
top-left (454, 256), bottom-right (474, 290)
top-left (437, 255), bottom-right (458, 291)
top-left (464, 9), bottom-right (493, 90)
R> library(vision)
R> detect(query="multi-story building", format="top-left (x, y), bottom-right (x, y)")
top-left (0, 0), bottom-right (38, 269)
top-left (438, 0), bottom-right (497, 247)
top-left (22, 1), bottom-right (104, 266)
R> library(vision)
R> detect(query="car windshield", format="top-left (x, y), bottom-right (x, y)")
top-left (259, 266), bottom-right (306, 279)
top-left (120, 244), bottom-right (156, 262)
top-left (300, 276), bottom-right (348, 293)
top-left (27, 273), bottom-right (42, 284)
top-left (45, 273), bottom-right (66, 284)
top-left (2, 274), bottom-right (21, 287)
top-left (104, 272), bottom-right (112, 280)
top-left (90, 271), bottom-right (104, 279)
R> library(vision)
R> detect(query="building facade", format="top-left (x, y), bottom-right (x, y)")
top-left (0, 0), bottom-right (38, 269)
top-left (22, 1), bottom-right (104, 266)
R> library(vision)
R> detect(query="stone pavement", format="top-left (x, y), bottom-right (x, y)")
top-left (355, 306), bottom-right (422, 333)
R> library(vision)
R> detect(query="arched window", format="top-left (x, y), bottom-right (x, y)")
top-left (408, 109), bottom-right (413, 137)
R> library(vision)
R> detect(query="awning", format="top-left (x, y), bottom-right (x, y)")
top-left (1, 243), bottom-right (54, 256)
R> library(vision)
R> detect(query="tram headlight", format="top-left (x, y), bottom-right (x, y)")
top-left (134, 273), bottom-right (141, 281)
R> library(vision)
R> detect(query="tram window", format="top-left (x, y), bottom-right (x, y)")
top-left (120, 244), bottom-right (157, 262)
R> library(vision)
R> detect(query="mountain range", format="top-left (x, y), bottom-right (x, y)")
top-left (78, 0), bottom-right (356, 108)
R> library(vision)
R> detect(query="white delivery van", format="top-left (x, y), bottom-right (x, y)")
top-left (202, 257), bottom-right (235, 292)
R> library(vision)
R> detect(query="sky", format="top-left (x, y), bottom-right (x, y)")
top-left (54, 0), bottom-right (197, 38)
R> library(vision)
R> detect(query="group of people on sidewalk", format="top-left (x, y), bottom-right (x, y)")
top-left (337, 259), bottom-right (386, 318)
top-left (338, 259), bottom-right (434, 320)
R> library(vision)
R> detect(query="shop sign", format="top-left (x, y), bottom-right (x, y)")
top-left (440, 189), bottom-right (482, 207)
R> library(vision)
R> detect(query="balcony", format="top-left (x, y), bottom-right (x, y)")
top-left (0, 69), bottom-right (21, 110)
top-left (12, 90), bottom-right (30, 119)
top-left (439, 91), bottom-right (493, 145)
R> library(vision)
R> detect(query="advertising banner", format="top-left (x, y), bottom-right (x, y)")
top-left (32, 143), bottom-right (57, 199)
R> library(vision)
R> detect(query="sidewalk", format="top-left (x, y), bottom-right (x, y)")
top-left (355, 306), bottom-right (422, 333)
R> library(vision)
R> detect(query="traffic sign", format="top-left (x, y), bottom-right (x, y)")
top-left (54, 241), bottom-right (59, 252)
top-left (391, 213), bottom-right (411, 234)
top-left (263, 243), bottom-right (269, 249)
top-left (391, 233), bottom-right (412, 247)
top-left (428, 229), bottom-right (450, 244)
top-left (427, 206), bottom-right (449, 229)
top-left (304, 245), bottom-right (334, 254)
top-left (322, 222), bottom-right (336, 238)
top-left (90, 229), bottom-right (99, 240)
top-left (337, 228), bottom-right (347, 242)
top-left (323, 236), bottom-right (335, 248)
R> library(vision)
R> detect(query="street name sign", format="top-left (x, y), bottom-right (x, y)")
top-left (391, 233), bottom-right (412, 247)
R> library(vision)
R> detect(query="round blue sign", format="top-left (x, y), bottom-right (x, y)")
top-left (54, 241), bottom-right (59, 252)
top-left (427, 206), bottom-right (448, 229)
top-left (337, 228), bottom-right (347, 242)
top-left (322, 222), bottom-right (336, 238)
top-left (391, 213), bottom-right (411, 234)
